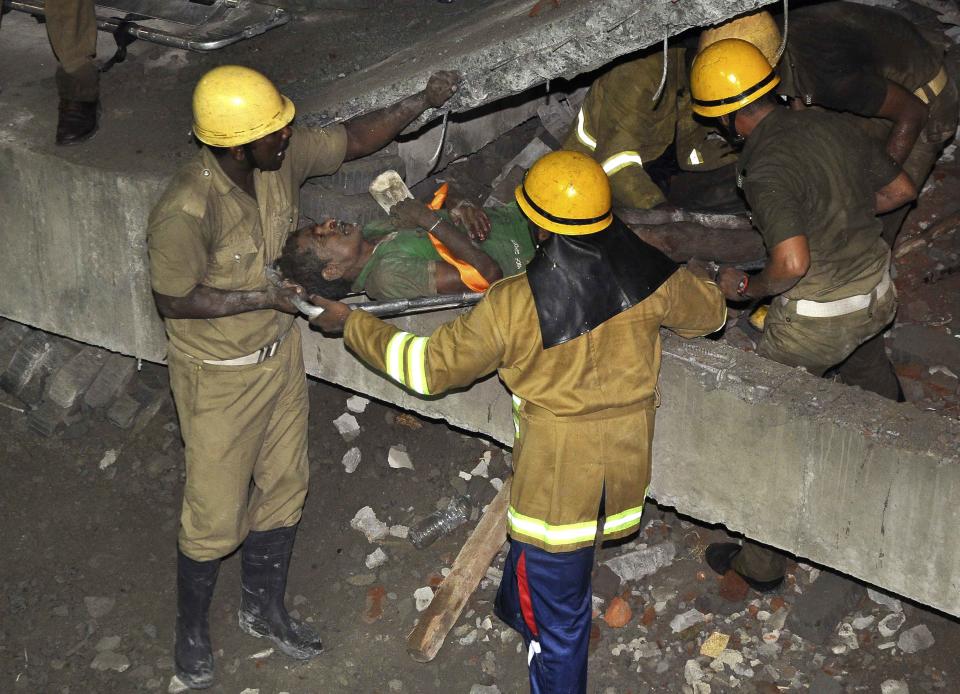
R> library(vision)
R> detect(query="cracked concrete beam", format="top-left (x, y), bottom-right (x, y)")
top-left (292, 0), bottom-right (777, 128)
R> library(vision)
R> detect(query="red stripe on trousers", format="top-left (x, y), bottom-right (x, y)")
top-left (517, 550), bottom-right (539, 638)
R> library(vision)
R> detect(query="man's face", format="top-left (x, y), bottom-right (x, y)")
top-left (245, 124), bottom-right (292, 172)
top-left (716, 113), bottom-right (745, 150)
top-left (295, 219), bottom-right (365, 280)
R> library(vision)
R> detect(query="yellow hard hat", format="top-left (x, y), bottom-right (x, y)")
top-left (192, 65), bottom-right (295, 147)
top-left (690, 38), bottom-right (780, 118)
top-left (698, 10), bottom-right (781, 66)
top-left (514, 151), bottom-right (612, 235)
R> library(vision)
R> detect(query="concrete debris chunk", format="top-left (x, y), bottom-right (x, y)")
top-left (389, 525), bottom-right (409, 539)
top-left (836, 622), bottom-right (859, 650)
top-left (897, 624), bottom-right (935, 654)
top-left (877, 612), bottom-right (906, 637)
top-left (341, 447), bottom-right (361, 474)
top-left (670, 608), bottom-right (706, 633)
top-left (248, 648), bottom-right (274, 659)
top-left (84, 352), bottom-right (136, 410)
top-left (350, 506), bottom-right (388, 542)
top-left (90, 650), bottom-right (130, 672)
top-left (603, 542), bottom-right (676, 583)
top-left (700, 632), bottom-right (729, 658)
top-left (168, 675), bottom-right (189, 693)
top-left (709, 649), bottom-right (743, 673)
top-left (333, 412), bottom-right (361, 441)
top-left (46, 345), bottom-right (106, 410)
top-left (414, 586), bottom-right (434, 612)
top-left (881, 680), bottom-right (909, 694)
top-left (346, 395), bottom-right (369, 413)
top-left (365, 547), bottom-right (388, 570)
top-left (867, 588), bottom-right (903, 613)
top-left (684, 658), bottom-right (705, 685)
top-left (851, 614), bottom-right (875, 630)
top-left (469, 451), bottom-right (492, 478)
top-left (239, 689), bottom-right (260, 694)
top-left (469, 685), bottom-right (502, 694)
top-left (98, 449), bottom-right (118, 470)
top-left (84, 595), bottom-right (116, 619)
top-left (388, 444), bottom-right (414, 470)
top-left (490, 478), bottom-right (504, 492)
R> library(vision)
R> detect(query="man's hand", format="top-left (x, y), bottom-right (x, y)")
top-left (450, 201), bottom-right (491, 242)
top-left (391, 199), bottom-right (437, 230)
top-left (424, 71), bottom-right (461, 108)
top-left (266, 280), bottom-right (306, 314)
top-left (717, 266), bottom-right (748, 301)
top-left (307, 294), bottom-right (352, 333)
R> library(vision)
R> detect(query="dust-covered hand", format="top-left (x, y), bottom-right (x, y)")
top-left (391, 199), bottom-right (436, 230)
top-left (307, 295), bottom-right (353, 334)
top-left (266, 280), bottom-right (305, 314)
top-left (424, 70), bottom-right (461, 108)
top-left (717, 266), bottom-right (748, 301)
top-left (450, 201), bottom-right (491, 242)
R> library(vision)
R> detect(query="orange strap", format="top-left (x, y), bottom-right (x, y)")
top-left (425, 183), bottom-right (490, 292)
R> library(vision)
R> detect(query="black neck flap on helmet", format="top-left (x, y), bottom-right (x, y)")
top-left (526, 216), bottom-right (678, 349)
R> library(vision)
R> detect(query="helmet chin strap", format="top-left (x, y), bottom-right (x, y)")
top-left (718, 113), bottom-right (745, 150)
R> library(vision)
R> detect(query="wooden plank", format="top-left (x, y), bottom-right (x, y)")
top-left (406, 478), bottom-right (512, 663)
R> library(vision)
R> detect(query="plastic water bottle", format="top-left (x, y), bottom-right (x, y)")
top-left (408, 495), bottom-right (471, 549)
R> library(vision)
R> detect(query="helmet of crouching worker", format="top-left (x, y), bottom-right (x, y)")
top-left (690, 38), bottom-right (780, 118)
top-left (192, 65), bottom-right (295, 147)
top-left (514, 150), bottom-right (613, 235)
top-left (698, 10), bottom-right (782, 66)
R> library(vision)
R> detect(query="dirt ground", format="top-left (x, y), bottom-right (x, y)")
top-left (2, 355), bottom-right (960, 694)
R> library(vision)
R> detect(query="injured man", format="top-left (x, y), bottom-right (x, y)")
top-left (277, 198), bottom-right (539, 300)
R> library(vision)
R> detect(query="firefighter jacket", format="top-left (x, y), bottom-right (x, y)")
top-left (343, 268), bottom-right (726, 553)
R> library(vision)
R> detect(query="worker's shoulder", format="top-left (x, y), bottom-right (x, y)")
top-left (150, 155), bottom-right (217, 223)
top-left (485, 273), bottom-right (532, 306)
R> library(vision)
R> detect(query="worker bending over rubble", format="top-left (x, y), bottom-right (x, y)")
top-left (563, 44), bottom-right (739, 209)
top-left (700, 2), bottom-right (958, 246)
top-left (688, 40), bottom-right (916, 593)
top-left (146, 64), bottom-right (459, 689)
top-left (307, 151), bottom-right (727, 693)
top-left (276, 196), bottom-right (537, 300)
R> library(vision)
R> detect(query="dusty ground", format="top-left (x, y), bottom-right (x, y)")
top-left (2, 360), bottom-right (960, 694)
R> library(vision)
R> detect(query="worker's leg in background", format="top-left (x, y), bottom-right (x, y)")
top-left (495, 540), bottom-right (594, 694)
top-left (45, 0), bottom-right (99, 144)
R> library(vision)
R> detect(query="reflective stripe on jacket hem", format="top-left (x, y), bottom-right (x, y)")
top-left (507, 503), bottom-right (645, 547)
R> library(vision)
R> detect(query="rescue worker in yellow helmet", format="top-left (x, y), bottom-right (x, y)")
top-left (699, 2), bottom-right (958, 247)
top-left (146, 64), bottom-right (460, 689)
top-left (689, 39), bottom-right (917, 594)
top-left (307, 150), bottom-right (727, 693)
top-left (563, 44), bottom-right (739, 210)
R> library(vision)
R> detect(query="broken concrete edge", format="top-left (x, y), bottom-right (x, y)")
top-left (294, 0), bottom-right (777, 129)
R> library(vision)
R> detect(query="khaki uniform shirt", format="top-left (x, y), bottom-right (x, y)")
top-left (344, 268), bottom-right (726, 552)
top-left (148, 126), bottom-right (347, 361)
top-left (737, 108), bottom-right (900, 301)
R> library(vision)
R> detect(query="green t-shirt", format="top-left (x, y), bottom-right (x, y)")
top-left (737, 107), bottom-right (900, 301)
top-left (352, 202), bottom-right (536, 300)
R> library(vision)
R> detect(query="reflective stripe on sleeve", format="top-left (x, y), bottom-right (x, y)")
top-left (383, 331), bottom-right (431, 395)
top-left (511, 394), bottom-right (522, 440)
top-left (507, 506), bottom-right (598, 546)
top-left (574, 108), bottom-right (597, 151)
top-left (601, 150), bottom-right (643, 175)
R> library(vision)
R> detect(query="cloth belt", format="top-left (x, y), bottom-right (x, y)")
top-left (790, 270), bottom-right (892, 319)
top-left (914, 66), bottom-right (948, 105)
top-left (202, 332), bottom-right (286, 366)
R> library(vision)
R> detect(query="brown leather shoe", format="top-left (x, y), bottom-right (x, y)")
top-left (56, 99), bottom-right (99, 146)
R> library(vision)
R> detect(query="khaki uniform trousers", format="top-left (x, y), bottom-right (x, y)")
top-left (46, 0), bottom-right (99, 102)
top-left (168, 327), bottom-right (310, 562)
top-left (734, 283), bottom-right (899, 581)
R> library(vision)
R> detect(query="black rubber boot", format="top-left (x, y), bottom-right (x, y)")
top-left (706, 542), bottom-right (784, 593)
top-left (174, 550), bottom-right (220, 689)
top-left (238, 525), bottom-right (323, 660)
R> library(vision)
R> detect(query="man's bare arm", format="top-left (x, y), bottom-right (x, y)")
top-left (876, 82), bottom-right (928, 167)
top-left (343, 71), bottom-right (459, 161)
top-left (876, 170), bottom-right (918, 214)
top-left (717, 235), bottom-right (809, 301)
top-left (153, 284), bottom-right (301, 319)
